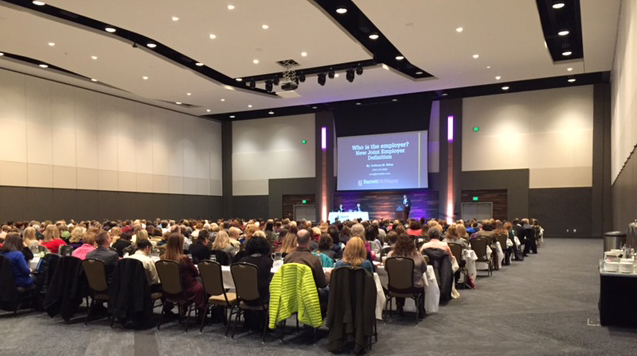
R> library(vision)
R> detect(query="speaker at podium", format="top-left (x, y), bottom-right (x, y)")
top-left (395, 205), bottom-right (404, 220)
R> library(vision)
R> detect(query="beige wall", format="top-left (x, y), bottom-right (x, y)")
top-left (611, 0), bottom-right (637, 182)
top-left (232, 114), bottom-right (315, 195)
top-left (462, 86), bottom-right (594, 188)
top-left (0, 69), bottom-right (222, 195)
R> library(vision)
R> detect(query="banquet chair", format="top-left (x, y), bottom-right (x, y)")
top-left (380, 246), bottom-right (392, 258)
top-left (384, 257), bottom-right (424, 324)
top-left (198, 260), bottom-right (237, 334)
top-left (59, 245), bottom-right (73, 257)
top-left (82, 259), bottom-right (110, 325)
top-left (211, 250), bottom-right (232, 266)
top-left (155, 260), bottom-right (195, 332)
top-left (230, 262), bottom-right (268, 342)
top-left (495, 234), bottom-right (510, 266)
top-left (447, 243), bottom-right (469, 289)
top-left (0, 255), bottom-right (37, 314)
top-left (470, 238), bottom-right (493, 276)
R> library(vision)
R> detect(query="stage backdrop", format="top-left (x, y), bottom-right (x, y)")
top-left (333, 190), bottom-right (439, 221)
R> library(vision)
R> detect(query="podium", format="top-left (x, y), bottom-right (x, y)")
top-left (395, 205), bottom-right (404, 220)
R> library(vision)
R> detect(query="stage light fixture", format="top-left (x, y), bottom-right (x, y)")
top-left (318, 73), bottom-right (326, 86)
top-left (355, 66), bottom-right (363, 75)
top-left (346, 69), bottom-right (355, 83)
top-left (298, 73), bottom-right (306, 82)
top-left (265, 80), bottom-right (273, 92)
top-left (273, 77), bottom-right (279, 86)
top-left (328, 70), bottom-right (335, 79)
top-left (249, 81), bottom-right (256, 88)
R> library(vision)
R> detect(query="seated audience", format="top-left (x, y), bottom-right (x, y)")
top-left (68, 226), bottom-right (86, 250)
top-left (420, 227), bottom-right (452, 256)
top-left (0, 233), bottom-right (34, 289)
top-left (71, 231), bottom-right (96, 260)
top-left (211, 230), bottom-right (238, 257)
top-left (385, 233), bottom-right (426, 317)
top-left (40, 224), bottom-right (67, 254)
top-left (284, 229), bottom-right (330, 309)
top-left (86, 231), bottom-right (119, 275)
top-left (335, 236), bottom-right (374, 274)
top-left (227, 227), bottom-right (242, 248)
top-left (23, 227), bottom-right (40, 249)
top-left (318, 233), bottom-right (336, 260)
top-left (189, 230), bottom-right (211, 264)
top-left (407, 220), bottom-right (422, 237)
top-left (161, 233), bottom-right (206, 319)
top-left (443, 223), bottom-right (467, 248)
top-left (278, 231), bottom-right (298, 255)
top-left (112, 231), bottom-right (132, 257)
top-left (125, 239), bottom-right (160, 288)
top-left (239, 236), bottom-right (273, 305)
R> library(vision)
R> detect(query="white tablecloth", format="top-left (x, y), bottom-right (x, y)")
top-left (220, 265), bottom-right (386, 320)
top-left (375, 264), bottom-right (440, 314)
top-left (328, 212), bottom-right (369, 222)
top-left (29, 257), bottom-right (40, 271)
top-left (461, 249), bottom-right (478, 283)
top-left (475, 242), bottom-right (504, 271)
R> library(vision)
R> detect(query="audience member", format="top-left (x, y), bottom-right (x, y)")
top-left (125, 239), bottom-right (160, 288)
top-left (40, 224), bottom-right (67, 254)
top-left (86, 231), bottom-right (119, 275)
top-left (0, 233), bottom-right (34, 289)
top-left (335, 236), bottom-right (374, 274)
top-left (71, 231), bottom-right (96, 260)
top-left (385, 233), bottom-right (426, 317)
top-left (189, 230), bottom-right (211, 264)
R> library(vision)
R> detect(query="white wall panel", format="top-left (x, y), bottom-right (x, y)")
top-left (25, 77), bottom-right (52, 165)
top-left (611, 0), bottom-right (637, 181)
top-left (0, 69), bottom-right (222, 195)
top-left (232, 114), bottom-right (315, 195)
top-left (463, 86), bottom-right (594, 188)
top-left (0, 161), bottom-right (28, 186)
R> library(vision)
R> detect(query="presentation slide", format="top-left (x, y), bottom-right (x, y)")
top-left (337, 131), bottom-right (429, 191)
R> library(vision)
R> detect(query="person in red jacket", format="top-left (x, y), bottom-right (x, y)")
top-left (40, 224), bottom-right (66, 254)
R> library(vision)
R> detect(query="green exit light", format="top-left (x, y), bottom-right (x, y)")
top-left (302, 200), bottom-right (307, 204)
top-left (473, 126), bottom-right (479, 132)
top-left (301, 139), bottom-right (307, 144)
top-left (472, 196), bottom-right (479, 201)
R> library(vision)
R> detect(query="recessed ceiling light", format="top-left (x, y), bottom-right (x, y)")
top-left (562, 51), bottom-right (572, 56)
top-left (230, 115), bottom-right (235, 118)
top-left (209, 34), bottom-right (216, 39)
top-left (48, 42), bottom-right (55, 47)
top-left (142, 76), bottom-right (148, 80)
top-left (369, 33), bottom-right (379, 40)
top-left (472, 54), bottom-right (479, 59)
top-left (415, 71), bottom-right (423, 75)
top-left (195, 62), bottom-right (204, 66)
top-left (32, 1), bottom-right (45, 5)
top-left (558, 30), bottom-right (570, 36)
top-left (336, 7), bottom-right (347, 14)
top-left (567, 67), bottom-right (573, 71)
top-left (105, 27), bottom-right (116, 33)
top-left (382, 64), bottom-right (390, 70)
top-left (456, 27), bottom-right (463, 33)
top-left (248, 104), bottom-right (252, 108)
top-left (175, 102), bottom-right (182, 105)
top-left (486, 66), bottom-right (491, 69)
top-left (568, 78), bottom-right (576, 83)
top-left (227, 4), bottom-right (235, 10)
top-left (0, 52), bottom-right (4, 56)
top-left (253, 59), bottom-right (259, 64)
top-left (495, 76), bottom-right (501, 80)
top-left (91, 55), bottom-right (97, 60)
top-left (220, 99), bottom-right (225, 102)
top-left (206, 109), bottom-right (211, 112)
top-left (146, 43), bottom-right (157, 48)
top-left (334, 73), bottom-right (340, 78)
top-left (268, 111), bottom-right (274, 115)
top-left (552, 2), bottom-right (565, 9)
top-left (235, 78), bottom-right (242, 82)
top-left (396, 55), bottom-right (405, 60)
top-left (91, 78), bottom-right (98, 82)
top-left (301, 52), bottom-right (307, 57)
top-left (262, 24), bottom-right (269, 29)
top-left (39, 64), bottom-right (48, 68)
top-left (187, 93), bottom-right (192, 96)
top-left (172, 16), bottom-right (179, 21)
top-left (502, 86), bottom-right (510, 90)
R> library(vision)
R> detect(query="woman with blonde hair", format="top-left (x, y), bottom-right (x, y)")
top-left (41, 224), bottom-right (67, 254)
top-left (212, 230), bottom-right (237, 256)
top-left (279, 232), bottom-right (298, 255)
top-left (109, 227), bottom-right (122, 244)
top-left (335, 236), bottom-right (374, 274)
top-left (161, 233), bottom-right (206, 319)
top-left (69, 226), bottom-right (86, 249)
top-left (23, 227), bottom-right (39, 249)
top-left (443, 223), bottom-right (467, 248)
